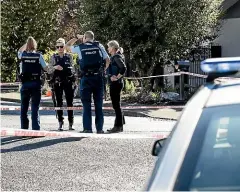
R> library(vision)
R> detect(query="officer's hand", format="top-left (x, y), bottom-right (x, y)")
top-left (111, 75), bottom-right (118, 82)
top-left (54, 65), bottom-right (63, 71)
top-left (77, 34), bottom-right (84, 39)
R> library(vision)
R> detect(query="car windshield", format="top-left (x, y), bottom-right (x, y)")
top-left (174, 104), bottom-right (240, 191)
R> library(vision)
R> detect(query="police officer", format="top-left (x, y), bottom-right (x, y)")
top-left (17, 36), bottom-right (48, 130)
top-left (106, 40), bottom-right (126, 133)
top-left (66, 31), bottom-right (110, 133)
top-left (48, 38), bottom-right (76, 131)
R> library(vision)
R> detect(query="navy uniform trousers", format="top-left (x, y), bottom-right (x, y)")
top-left (20, 81), bottom-right (41, 130)
top-left (80, 75), bottom-right (104, 131)
top-left (54, 80), bottom-right (74, 123)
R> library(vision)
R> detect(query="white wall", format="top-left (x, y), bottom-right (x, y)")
top-left (164, 65), bottom-right (175, 89)
top-left (213, 18), bottom-right (240, 57)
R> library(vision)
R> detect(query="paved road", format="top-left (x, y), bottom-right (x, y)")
top-left (1, 101), bottom-right (175, 191)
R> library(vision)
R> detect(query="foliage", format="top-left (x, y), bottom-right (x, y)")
top-left (123, 89), bottom-right (161, 104)
top-left (78, 0), bottom-right (224, 77)
top-left (1, 0), bottom-right (224, 85)
top-left (43, 49), bottom-right (79, 65)
top-left (123, 79), bottom-right (136, 94)
top-left (1, 0), bottom-right (65, 82)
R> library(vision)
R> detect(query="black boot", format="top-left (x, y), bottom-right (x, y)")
top-left (123, 116), bottom-right (126, 125)
top-left (80, 130), bottom-right (93, 133)
top-left (69, 122), bottom-right (75, 130)
top-left (58, 121), bottom-right (64, 131)
top-left (107, 126), bottom-right (123, 133)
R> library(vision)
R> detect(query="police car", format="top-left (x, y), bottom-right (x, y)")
top-left (145, 57), bottom-right (240, 191)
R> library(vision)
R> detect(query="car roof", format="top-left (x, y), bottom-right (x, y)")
top-left (204, 78), bottom-right (240, 108)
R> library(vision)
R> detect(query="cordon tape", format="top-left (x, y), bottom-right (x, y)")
top-left (1, 128), bottom-right (169, 139)
top-left (1, 71), bottom-right (239, 85)
top-left (125, 72), bottom-right (181, 80)
top-left (1, 71), bottom-right (238, 112)
top-left (0, 105), bottom-right (184, 111)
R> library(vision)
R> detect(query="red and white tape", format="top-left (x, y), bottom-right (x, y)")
top-left (1, 128), bottom-right (169, 139)
top-left (0, 82), bottom-right (20, 86)
top-left (0, 105), bottom-right (184, 111)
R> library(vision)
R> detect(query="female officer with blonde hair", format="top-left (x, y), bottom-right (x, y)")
top-left (18, 36), bottom-right (48, 130)
top-left (107, 40), bottom-right (126, 133)
top-left (48, 38), bottom-right (76, 131)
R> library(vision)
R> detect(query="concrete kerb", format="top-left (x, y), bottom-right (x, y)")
top-left (0, 97), bottom-right (179, 120)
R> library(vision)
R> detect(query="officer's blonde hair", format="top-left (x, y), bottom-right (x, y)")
top-left (26, 36), bottom-right (37, 52)
top-left (118, 47), bottom-right (124, 54)
top-left (107, 40), bottom-right (119, 50)
top-left (56, 38), bottom-right (65, 45)
top-left (107, 40), bottom-right (123, 53)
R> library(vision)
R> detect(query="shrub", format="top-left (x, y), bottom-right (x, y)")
top-left (124, 79), bottom-right (136, 94)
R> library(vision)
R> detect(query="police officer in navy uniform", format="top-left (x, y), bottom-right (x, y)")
top-left (106, 40), bottom-right (126, 133)
top-left (48, 38), bottom-right (76, 131)
top-left (66, 31), bottom-right (110, 133)
top-left (18, 36), bottom-right (48, 130)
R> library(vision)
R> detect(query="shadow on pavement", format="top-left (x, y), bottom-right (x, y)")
top-left (1, 137), bottom-right (85, 153)
top-left (0, 101), bottom-right (21, 106)
top-left (1, 136), bottom-right (35, 145)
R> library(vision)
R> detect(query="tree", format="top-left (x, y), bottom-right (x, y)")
top-left (77, 0), bottom-right (223, 89)
top-left (1, 0), bottom-right (65, 82)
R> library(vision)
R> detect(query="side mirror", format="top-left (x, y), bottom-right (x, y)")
top-left (151, 138), bottom-right (167, 156)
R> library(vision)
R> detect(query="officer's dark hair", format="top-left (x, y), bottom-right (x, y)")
top-left (26, 36), bottom-right (37, 52)
top-left (84, 31), bottom-right (94, 40)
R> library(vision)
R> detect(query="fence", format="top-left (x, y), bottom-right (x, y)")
top-left (188, 47), bottom-right (211, 91)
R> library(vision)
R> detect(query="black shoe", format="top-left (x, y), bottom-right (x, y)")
top-left (80, 130), bottom-right (93, 133)
top-left (58, 121), bottom-right (64, 131)
top-left (97, 130), bottom-right (104, 134)
top-left (123, 116), bottom-right (126, 125)
top-left (120, 126), bottom-right (123, 132)
top-left (69, 123), bottom-right (75, 130)
top-left (107, 126), bottom-right (123, 133)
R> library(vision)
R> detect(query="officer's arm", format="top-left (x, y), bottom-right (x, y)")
top-left (47, 55), bottom-right (56, 74)
top-left (69, 54), bottom-right (75, 74)
top-left (18, 43), bottom-right (27, 59)
top-left (39, 54), bottom-right (48, 72)
top-left (99, 44), bottom-right (110, 71)
top-left (114, 56), bottom-right (126, 79)
top-left (104, 58), bottom-right (110, 71)
top-left (65, 37), bottom-right (80, 52)
top-left (18, 43), bottom-right (27, 53)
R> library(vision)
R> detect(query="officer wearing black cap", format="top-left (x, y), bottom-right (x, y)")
top-left (66, 31), bottom-right (110, 133)
top-left (48, 38), bottom-right (76, 131)
top-left (18, 36), bottom-right (48, 130)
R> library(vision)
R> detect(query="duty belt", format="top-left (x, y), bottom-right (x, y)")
top-left (52, 75), bottom-right (74, 84)
top-left (82, 71), bottom-right (101, 76)
top-left (20, 74), bottom-right (41, 82)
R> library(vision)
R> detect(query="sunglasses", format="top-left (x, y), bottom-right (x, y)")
top-left (56, 46), bottom-right (64, 49)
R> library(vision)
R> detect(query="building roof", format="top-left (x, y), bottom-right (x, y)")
top-left (221, 0), bottom-right (239, 11)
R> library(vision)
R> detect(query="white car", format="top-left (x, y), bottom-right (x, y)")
top-left (145, 57), bottom-right (240, 191)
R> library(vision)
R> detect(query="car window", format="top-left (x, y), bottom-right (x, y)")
top-left (174, 104), bottom-right (240, 191)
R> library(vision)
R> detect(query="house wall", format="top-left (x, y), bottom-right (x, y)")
top-left (164, 65), bottom-right (175, 90)
top-left (213, 18), bottom-right (240, 57)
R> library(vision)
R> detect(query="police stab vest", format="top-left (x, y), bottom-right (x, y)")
top-left (21, 51), bottom-right (42, 81)
top-left (53, 53), bottom-right (73, 81)
top-left (78, 41), bottom-right (103, 73)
